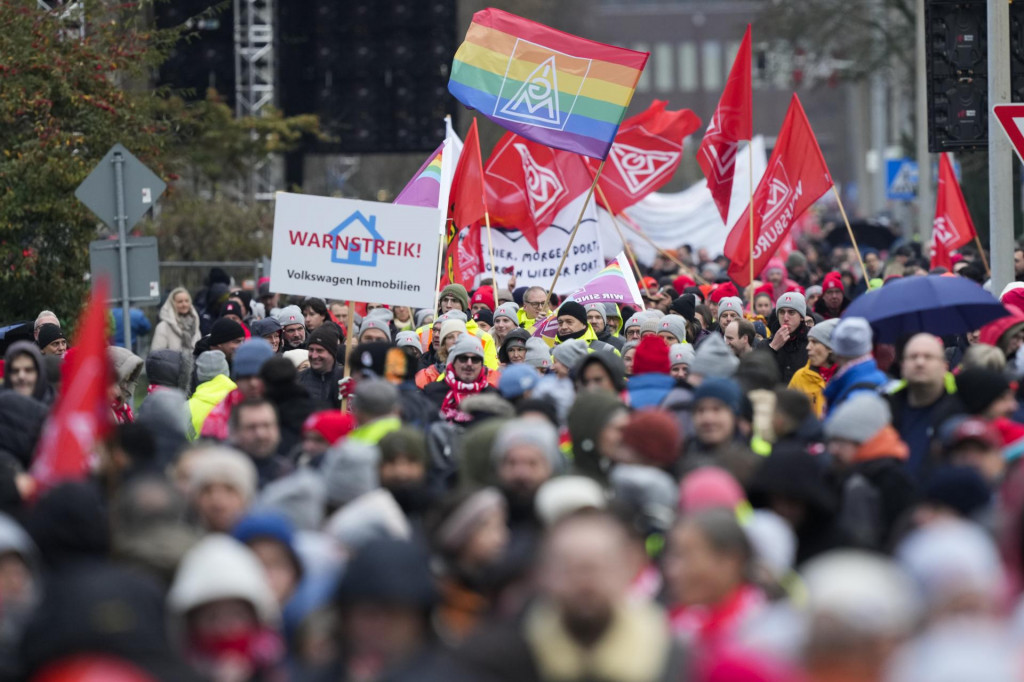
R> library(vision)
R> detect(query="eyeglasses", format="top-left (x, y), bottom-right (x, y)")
top-left (456, 355), bottom-right (483, 365)
top-left (525, 300), bottom-right (546, 307)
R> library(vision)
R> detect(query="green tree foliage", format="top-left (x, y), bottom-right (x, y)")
top-left (0, 2), bottom-right (319, 324)
top-left (0, 2), bottom-right (182, 323)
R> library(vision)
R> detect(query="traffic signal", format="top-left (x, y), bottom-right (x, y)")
top-left (925, 0), bottom-right (987, 152)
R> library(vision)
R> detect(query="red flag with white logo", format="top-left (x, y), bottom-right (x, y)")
top-left (929, 153), bottom-right (977, 271)
top-left (698, 25), bottom-right (752, 224)
top-left (484, 132), bottom-right (592, 250)
top-left (724, 94), bottom-right (833, 287)
top-left (31, 279), bottom-right (113, 493)
top-left (587, 101), bottom-right (701, 215)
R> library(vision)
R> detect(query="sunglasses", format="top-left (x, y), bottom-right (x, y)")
top-left (456, 355), bottom-right (483, 365)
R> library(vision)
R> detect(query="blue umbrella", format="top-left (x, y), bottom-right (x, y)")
top-left (842, 275), bottom-right (1008, 343)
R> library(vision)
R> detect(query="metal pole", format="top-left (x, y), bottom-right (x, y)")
top-left (915, 0), bottom-right (932, 241)
top-left (990, 0), bottom-right (1013, 293)
top-left (113, 152), bottom-right (132, 351)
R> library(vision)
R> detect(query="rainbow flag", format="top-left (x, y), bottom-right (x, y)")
top-left (448, 8), bottom-right (649, 160)
top-left (532, 252), bottom-right (644, 341)
top-left (394, 144), bottom-right (445, 208)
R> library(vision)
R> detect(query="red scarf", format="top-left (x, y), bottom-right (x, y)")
top-left (817, 363), bottom-right (838, 383)
top-left (440, 370), bottom-right (489, 422)
top-left (188, 626), bottom-right (284, 676)
top-left (111, 400), bottom-right (134, 424)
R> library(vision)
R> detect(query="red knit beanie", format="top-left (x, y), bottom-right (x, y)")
top-left (470, 286), bottom-right (495, 312)
top-left (709, 282), bottom-right (739, 303)
top-left (622, 409), bottom-right (682, 466)
top-left (672, 274), bottom-right (696, 293)
top-left (632, 334), bottom-right (671, 375)
top-left (822, 271), bottom-right (844, 293)
top-left (302, 411), bottom-right (356, 445)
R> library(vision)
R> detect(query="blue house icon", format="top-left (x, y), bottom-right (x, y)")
top-left (330, 211), bottom-right (382, 267)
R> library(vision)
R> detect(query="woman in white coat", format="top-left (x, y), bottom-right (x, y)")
top-left (151, 287), bottom-right (201, 354)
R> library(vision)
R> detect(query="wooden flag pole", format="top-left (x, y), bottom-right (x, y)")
top-left (594, 183), bottom-right (642, 279)
top-left (831, 185), bottom-right (870, 285)
top-left (340, 302), bottom-right (357, 412)
top-left (748, 139), bottom-right (756, 312)
top-left (973, 235), bottom-right (992, 278)
top-left (547, 158), bottom-right (607, 300)
top-left (484, 211), bottom-right (499, 310)
top-left (432, 222), bottom-right (449, 314)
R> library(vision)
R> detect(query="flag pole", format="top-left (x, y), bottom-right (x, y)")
top-left (432, 222), bottom-right (449, 314)
top-left (618, 211), bottom-right (710, 285)
top-left (484, 211), bottom-right (499, 310)
top-left (830, 186), bottom-right (870, 284)
top-left (340, 302), bottom-right (356, 412)
top-left (973, 235), bottom-right (992, 278)
top-left (594, 183), bottom-right (642, 280)
top-left (547, 158), bottom-right (607, 300)
top-left (748, 139), bottom-right (756, 311)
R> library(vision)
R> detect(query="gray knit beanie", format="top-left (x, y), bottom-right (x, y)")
top-left (525, 338), bottom-right (552, 371)
top-left (669, 343), bottom-right (696, 367)
top-left (584, 303), bottom-right (607, 325)
top-left (491, 418), bottom-right (564, 472)
top-left (692, 333), bottom-right (739, 378)
top-left (322, 441), bottom-right (380, 507)
top-left (552, 339), bottom-right (589, 372)
top-left (494, 303), bottom-right (520, 324)
top-left (808, 318), bottom-right (840, 350)
top-left (196, 350), bottom-right (229, 383)
top-left (824, 392), bottom-right (891, 444)
top-left (657, 314), bottom-right (688, 343)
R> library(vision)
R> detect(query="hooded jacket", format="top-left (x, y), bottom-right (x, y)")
top-left (151, 286), bottom-right (201, 352)
top-left (979, 306), bottom-right (1024, 358)
top-left (0, 392), bottom-right (48, 469)
top-left (108, 346), bottom-right (145, 407)
top-left (167, 535), bottom-right (279, 632)
top-left (822, 356), bottom-right (888, 412)
top-left (145, 349), bottom-right (191, 392)
top-left (834, 426), bottom-right (917, 551)
top-left (788, 362), bottom-right (829, 417)
top-left (498, 328), bottom-right (532, 365)
top-left (554, 324), bottom-right (617, 356)
top-left (762, 258), bottom-right (801, 301)
top-left (3, 341), bottom-right (53, 404)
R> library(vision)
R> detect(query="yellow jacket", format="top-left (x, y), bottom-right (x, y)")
top-left (788, 362), bottom-right (827, 417)
top-left (415, 320), bottom-right (499, 371)
top-left (187, 374), bottom-right (237, 439)
top-left (517, 307), bottom-right (539, 333)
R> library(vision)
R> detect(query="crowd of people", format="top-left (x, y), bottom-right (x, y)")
top-left (1, 235), bottom-right (1024, 682)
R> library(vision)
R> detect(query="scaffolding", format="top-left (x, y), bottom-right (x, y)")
top-left (234, 0), bottom-right (277, 201)
top-left (36, 0), bottom-right (86, 40)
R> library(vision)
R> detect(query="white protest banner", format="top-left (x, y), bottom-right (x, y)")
top-left (481, 193), bottom-right (605, 294)
top-left (271, 192), bottom-right (441, 308)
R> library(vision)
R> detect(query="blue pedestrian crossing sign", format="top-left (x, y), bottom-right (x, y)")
top-left (886, 159), bottom-right (918, 200)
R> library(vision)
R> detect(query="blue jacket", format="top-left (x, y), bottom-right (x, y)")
top-left (627, 373), bottom-right (676, 409)
top-left (823, 357), bottom-right (888, 412)
top-left (110, 308), bottom-right (152, 351)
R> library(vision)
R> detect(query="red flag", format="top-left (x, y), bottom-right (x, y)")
top-left (439, 219), bottom-right (483, 290)
top-left (589, 101), bottom-right (702, 215)
top-left (484, 132), bottom-right (592, 250)
top-left (724, 95), bottom-right (833, 287)
top-left (449, 118), bottom-right (487, 229)
top-left (31, 280), bottom-right (113, 492)
top-left (698, 25), bottom-right (752, 223)
top-left (929, 153), bottom-right (977, 271)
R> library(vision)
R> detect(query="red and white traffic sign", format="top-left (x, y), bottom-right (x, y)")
top-left (994, 104), bottom-right (1024, 165)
